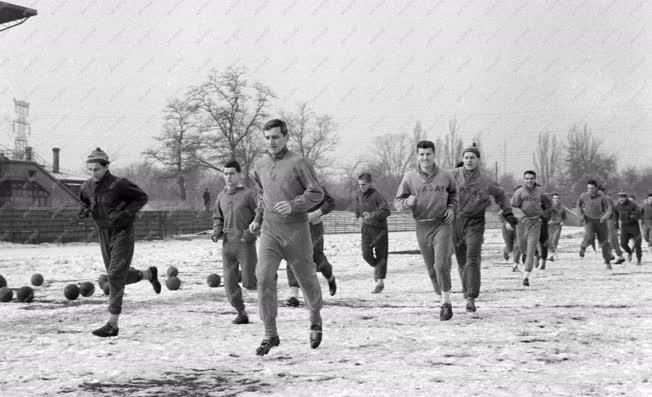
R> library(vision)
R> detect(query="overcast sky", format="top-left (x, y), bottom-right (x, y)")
top-left (1, 0), bottom-right (651, 176)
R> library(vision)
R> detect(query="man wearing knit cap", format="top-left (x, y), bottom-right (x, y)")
top-left (451, 143), bottom-right (517, 312)
top-left (79, 147), bottom-right (161, 337)
top-left (614, 192), bottom-right (643, 265)
top-left (248, 119), bottom-right (325, 356)
top-left (511, 170), bottom-right (552, 286)
top-left (577, 180), bottom-right (613, 269)
top-left (395, 140), bottom-right (458, 321)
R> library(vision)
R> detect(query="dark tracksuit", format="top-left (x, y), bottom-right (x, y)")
top-left (641, 202), bottom-right (652, 244)
top-left (213, 185), bottom-right (259, 314)
top-left (615, 200), bottom-right (642, 261)
top-left (605, 196), bottom-right (623, 257)
top-left (253, 147), bottom-right (324, 337)
top-left (577, 192), bottom-right (613, 262)
top-left (500, 212), bottom-right (521, 263)
top-left (79, 171), bottom-right (148, 315)
top-left (354, 188), bottom-right (391, 281)
top-left (511, 185), bottom-right (551, 272)
top-left (451, 167), bottom-right (512, 300)
top-left (287, 187), bottom-right (335, 287)
top-left (395, 165), bottom-right (458, 296)
top-left (548, 204), bottom-right (567, 254)
top-left (537, 206), bottom-right (551, 261)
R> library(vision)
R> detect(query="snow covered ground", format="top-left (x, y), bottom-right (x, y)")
top-left (0, 226), bottom-right (650, 396)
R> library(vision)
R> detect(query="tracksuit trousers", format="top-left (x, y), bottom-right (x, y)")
top-left (453, 216), bottom-right (485, 300)
top-left (581, 219), bottom-right (612, 262)
top-left (517, 218), bottom-right (541, 273)
top-left (360, 224), bottom-right (388, 281)
top-left (416, 220), bottom-right (452, 296)
top-left (287, 222), bottom-right (334, 287)
top-left (223, 239), bottom-right (258, 314)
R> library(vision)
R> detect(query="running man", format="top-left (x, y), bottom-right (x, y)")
top-left (547, 193), bottom-right (567, 262)
top-left (450, 144), bottom-right (517, 312)
top-left (577, 179), bottom-right (613, 269)
top-left (598, 185), bottom-right (626, 264)
top-left (78, 147), bottom-right (161, 337)
top-left (511, 170), bottom-right (552, 286)
top-left (248, 119), bottom-right (324, 356)
top-left (614, 192), bottom-right (643, 266)
top-left (395, 140), bottom-right (457, 320)
top-left (641, 193), bottom-right (652, 254)
top-left (500, 209), bottom-right (521, 269)
top-left (212, 160), bottom-right (259, 325)
top-left (353, 173), bottom-right (391, 294)
top-left (286, 186), bottom-right (337, 306)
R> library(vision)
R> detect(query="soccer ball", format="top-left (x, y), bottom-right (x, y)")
top-left (206, 274), bottom-right (221, 288)
top-left (166, 276), bottom-right (181, 290)
top-left (167, 266), bottom-right (179, 277)
top-left (64, 284), bottom-right (80, 300)
top-left (79, 282), bottom-right (95, 297)
top-left (31, 273), bottom-right (44, 286)
top-left (16, 286), bottom-right (34, 303)
top-left (0, 287), bottom-right (13, 302)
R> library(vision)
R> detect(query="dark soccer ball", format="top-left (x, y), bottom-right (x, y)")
top-left (79, 282), bottom-right (95, 297)
top-left (0, 275), bottom-right (6, 288)
top-left (101, 282), bottom-right (110, 295)
top-left (206, 274), bottom-right (221, 288)
top-left (31, 273), bottom-right (44, 286)
top-left (166, 276), bottom-right (181, 290)
top-left (64, 284), bottom-right (80, 300)
top-left (16, 286), bottom-right (34, 303)
top-left (0, 287), bottom-right (13, 302)
top-left (167, 266), bottom-right (179, 277)
top-left (97, 274), bottom-right (108, 288)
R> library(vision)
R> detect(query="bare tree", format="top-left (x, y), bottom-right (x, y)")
top-left (283, 102), bottom-right (338, 175)
top-left (340, 159), bottom-right (362, 205)
top-left (442, 118), bottom-right (464, 168)
top-left (143, 98), bottom-right (201, 200)
top-left (372, 133), bottom-right (413, 179)
top-left (189, 67), bottom-right (274, 181)
top-left (533, 131), bottom-right (561, 190)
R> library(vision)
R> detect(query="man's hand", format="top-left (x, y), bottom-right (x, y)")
top-left (560, 222), bottom-right (564, 226)
top-left (307, 210), bottom-right (322, 223)
top-left (78, 207), bottom-right (90, 220)
top-left (405, 195), bottom-right (417, 208)
top-left (211, 231), bottom-right (222, 243)
top-left (599, 215), bottom-right (608, 223)
top-left (505, 222), bottom-right (513, 232)
top-left (274, 201), bottom-right (292, 215)
top-left (444, 207), bottom-right (455, 224)
top-left (362, 211), bottom-right (371, 220)
top-left (352, 216), bottom-right (360, 223)
top-left (504, 213), bottom-right (518, 228)
top-left (248, 221), bottom-right (260, 234)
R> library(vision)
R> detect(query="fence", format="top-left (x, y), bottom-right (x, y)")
top-left (0, 208), bottom-right (578, 244)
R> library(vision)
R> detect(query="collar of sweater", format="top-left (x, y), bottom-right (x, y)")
top-left (224, 184), bottom-right (245, 194)
top-left (267, 146), bottom-right (289, 160)
top-left (417, 163), bottom-right (439, 177)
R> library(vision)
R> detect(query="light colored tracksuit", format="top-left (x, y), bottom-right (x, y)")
top-left (253, 147), bottom-right (324, 337)
top-left (641, 203), bottom-right (652, 244)
top-left (212, 185), bottom-right (260, 314)
top-left (548, 204), bottom-right (567, 254)
top-left (577, 192), bottom-right (613, 262)
top-left (615, 200), bottom-right (643, 261)
top-left (79, 172), bottom-right (148, 315)
top-left (605, 196), bottom-right (623, 257)
top-left (501, 215), bottom-right (521, 263)
top-left (395, 164), bottom-right (458, 295)
top-left (287, 187), bottom-right (336, 288)
top-left (451, 167), bottom-right (512, 299)
top-left (354, 187), bottom-right (391, 280)
top-left (511, 185), bottom-right (551, 272)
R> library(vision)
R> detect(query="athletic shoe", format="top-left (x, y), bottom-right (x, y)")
top-left (604, 260), bottom-right (612, 270)
top-left (522, 278), bottom-right (529, 287)
top-left (310, 323), bottom-right (322, 349)
top-left (92, 322), bottom-right (119, 337)
top-left (285, 296), bottom-right (300, 307)
top-left (503, 250), bottom-right (509, 261)
top-left (371, 284), bottom-right (384, 294)
top-left (232, 313), bottom-right (249, 324)
top-left (548, 255), bottom-right (555, 262)
top-left (149, 266), bottom-right (161, 294)
top-left (439, 303), bottom-right (453, 321)
top-left (539, 260), bottom-right (546, 270)
top-left (579, 247), bottom-right (585, 258)
top-left (535, 258), bottom-right (541, 269)
top-left (255, 336), bottom-right (280, 356)
top-left (522, 254), bottom-right (527, 263)
top-left (512, 265), bottom-right (519, 272)
top-left (328, 276), bottom-right (337, 296)
top-left (610, 256), bottom-right (615, 261)
top-left (615, 257), bottom-right (625, 264)
top-left (466, 300), bottom-right (476, 313)
top-left (627, 253), bottom-right (633, 262)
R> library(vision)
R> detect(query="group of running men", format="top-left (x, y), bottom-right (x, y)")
top-left (77, 118), bottom-right (651, 357)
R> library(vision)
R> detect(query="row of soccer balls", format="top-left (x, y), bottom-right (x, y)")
top-left (0, 269), bottom-right (223, 303)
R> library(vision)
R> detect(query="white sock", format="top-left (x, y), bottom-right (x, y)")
top-left (289, 286), bottom-right (299, 298)
top-left (524, 271), bottom-right (531, 279)
top-left (442, 291), bottom-right (451, 304)
top-left (108, 314), bottom-right (119, 327)
top-left (376, 279), bottom-right (384, 286)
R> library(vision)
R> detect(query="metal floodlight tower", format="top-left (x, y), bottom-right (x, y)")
top-left (12, 98), bottom-right (30, 159)
top-left (0, 1), bottom-right (37, 32)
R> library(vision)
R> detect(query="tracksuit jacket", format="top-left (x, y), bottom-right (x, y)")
top-left (394, 164), bottom-right (458, 220)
